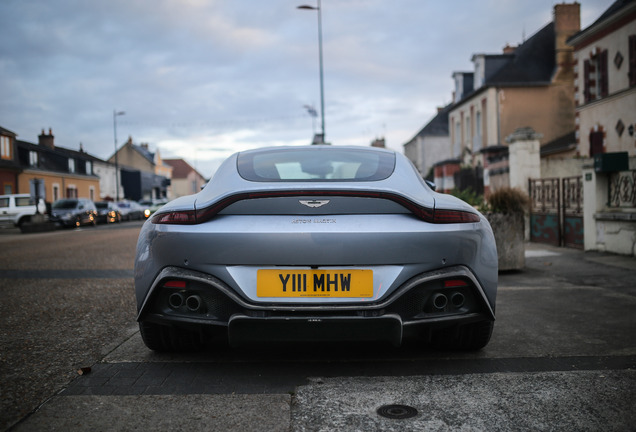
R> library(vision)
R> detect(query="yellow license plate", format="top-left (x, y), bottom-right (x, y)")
top-left (257, 269), bottom-right (373, 298)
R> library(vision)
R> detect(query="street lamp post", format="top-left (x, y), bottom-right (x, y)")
top-left (298, 0), bottom-right (325, 144)
top-left (113, 110), bottom-right (125, 201)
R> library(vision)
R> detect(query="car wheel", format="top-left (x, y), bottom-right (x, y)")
top-left (139, 321), bottom-right (202, 352)
top-left (432, 320), bottom-right (494, 351)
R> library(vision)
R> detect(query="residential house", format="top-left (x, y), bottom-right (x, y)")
top-left (163, 159), bottom-right (207, 198)
top-left (15, 129), bottom-right (101, 202)
top-left (568, 0), bottom-right (636, 255)
top-left (108, 137), bottom-right (172, 201)
top-left (568, 0), bottom-right (636, 157)
top-left (403, 105), bottom-right (452, 181)
top-left (0, 127), bottom-right (21, 194)
top-left (446, 3), bottom-right (581, 195)
top-left (88, 156), bottom-right (121, 201)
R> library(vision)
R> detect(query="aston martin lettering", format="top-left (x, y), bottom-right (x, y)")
top-left (292, 218), bottom-right (336, 224)
top-left (257, 269), bottom-right (373, 297)
top-left (299, 199), bottom-right (330, 208)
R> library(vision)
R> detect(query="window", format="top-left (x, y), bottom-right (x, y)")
top-left (465, 116), bottom-right (471, 147)
top-left (1, 136), bottom-right (11, 160)
top-left (0, 197), bottom-right (8, 208)
top-left (68, 159), bottom-right (76, 173)
top-left (3, 184), bottom-right (12, 194)
top-left (629, 35), bottom-right (636, 87)
top-left (85, 160), bottom-right (92, 175)
top-left (29, 151), bottom-right (38, 167)
top-left (89, 186), bottom-right (95, 201)
top-left (16, 197), bottom-right (33, 206)
top-left (66, 186), bottom-right (78, 198)
top-left (53, 184), bottom-right (60, 201)
top-left (237, 147), bottom-right (395, 182)
top-left (590, 130), bottom-right (604, 156)
top-left (583, 49), bottom-right (609, 103)
top-left (474, 111), bottom-right (482, 152)
top-left (454, 121), bottom-right (461, 158)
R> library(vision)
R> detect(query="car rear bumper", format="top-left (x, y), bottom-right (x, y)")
top-left (137, 265), bottom-right (495, 346)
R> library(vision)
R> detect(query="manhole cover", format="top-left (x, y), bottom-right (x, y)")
top-left (376, 404), bottom-right (418, 419)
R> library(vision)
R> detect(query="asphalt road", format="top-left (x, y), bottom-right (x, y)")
top-left (1, 221), bottom-right (635, 431)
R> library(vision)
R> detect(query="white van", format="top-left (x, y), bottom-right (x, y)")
top-left (0, 194), bottom-right (47, 227)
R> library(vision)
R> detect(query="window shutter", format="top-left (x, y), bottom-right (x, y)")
top-left (583, 60), bottom-right (592, 103)
top-left (599, 50), bottom-right (609, 97)
top-left (629, 35), bottom-right (636, 87)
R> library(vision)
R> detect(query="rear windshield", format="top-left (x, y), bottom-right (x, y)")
top-left (237, 147), bottom-right (395, 182)
top-left (52, 199), bottom-right (78, 209)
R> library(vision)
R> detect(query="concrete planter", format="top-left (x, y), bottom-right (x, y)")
top-left (487, 212), bottom-right (525, 271)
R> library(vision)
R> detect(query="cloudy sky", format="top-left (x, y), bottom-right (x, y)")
top-left (1, 0), bottom-right (613, 177)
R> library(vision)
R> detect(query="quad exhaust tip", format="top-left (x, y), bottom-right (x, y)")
top-left (186, 295), bottom-right (202, 312)
top-left (432, 293), bottom-right (448, 310)
top-left (168, 292), bottom-right (184, 309)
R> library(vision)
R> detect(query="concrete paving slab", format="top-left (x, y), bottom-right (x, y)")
top-left (291, 370), bottom-right (636, 431)
top-left (11, 394), bottom-right (291, 432)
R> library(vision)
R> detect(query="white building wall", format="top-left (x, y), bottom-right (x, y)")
top-left (573, 15), bottom-right (636, 156)
top-left (93, 161), bottom-right (123, 200)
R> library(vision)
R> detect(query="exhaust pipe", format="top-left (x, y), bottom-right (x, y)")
top-left (186, 295), bottom-right (203, 312)
top-left (431, 293), bottom-right (448, 310)
top-left (168, 292), bottom-right (184, 309)
top-left (451, 292), bottom-right (465, 308)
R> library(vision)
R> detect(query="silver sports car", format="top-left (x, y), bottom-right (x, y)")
top-left (134, 145), bottom-right (498, 351)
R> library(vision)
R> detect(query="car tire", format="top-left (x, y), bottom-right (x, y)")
top-left (139, 321), bottom-right (202, 352)
top-left (432, 320), bottom-right (494, 351)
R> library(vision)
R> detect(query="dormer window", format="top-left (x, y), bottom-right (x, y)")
top-left (1, 136), bottom-right (11, 160)
top-left (68, 158), bottom-right (76, 173)
top-left (29, 151), bottom-right (38, 167)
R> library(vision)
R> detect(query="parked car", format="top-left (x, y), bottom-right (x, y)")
top-left (0, 194), bottom-right (47, 227)
top-left (134, 145), bottom-right (498, 352)
top-left (136, 201), bottom-right (151, 219)
top-left (138, 199), bottom-right (168, 216)
top-left (95, 201), bottom-right (122, 224)
top-left (116, 201), bottom-right (145, 221)
top-left (49, 198), bottom-right (97, 227)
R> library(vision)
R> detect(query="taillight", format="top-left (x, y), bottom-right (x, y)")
top-left (152, 210), bottom-right (196, 225)
top-left (152, 190), bottom-right (480, 225)
top-left (433, 209), bottom-right (480, 223)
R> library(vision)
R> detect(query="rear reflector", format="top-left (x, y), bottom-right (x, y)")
top-left (163, 280), bottom-right (186, 288)
top-left (444, 279), bottom-right (469, 288)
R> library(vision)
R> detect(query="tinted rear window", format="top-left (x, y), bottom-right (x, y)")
top-left (237, 147), bottom-right (395, 182)
top-left (53, 199), bottom-right (78, 209)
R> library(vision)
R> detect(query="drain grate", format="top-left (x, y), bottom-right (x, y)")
top-left (376, 404), bottom-right (418, 419)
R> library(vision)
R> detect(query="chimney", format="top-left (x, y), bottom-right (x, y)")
top-left (553, 2), bottom-right (581, 83)
top-left (371, 137), bottom-right (386, 148)
top-left (38, 128), bottom-right (55, 149)
top-left (503, 44), bottom-right (517, 54)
